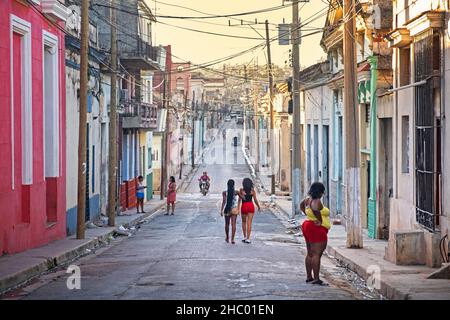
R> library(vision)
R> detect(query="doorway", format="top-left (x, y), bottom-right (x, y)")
top-left (337, 117), bottom-right (343, 215)
top-left (322, 125), bottom-right (329, 206)
top-left (379, 118), bottom-right (393, 240)
top-left (314, 125), bottom-right (319, 182)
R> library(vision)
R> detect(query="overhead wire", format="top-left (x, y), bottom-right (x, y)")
top-left (87, 3), bottom-right (329, 85)
top-left (41, 0), bottom-right (336, 91)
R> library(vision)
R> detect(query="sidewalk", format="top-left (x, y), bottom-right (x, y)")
top-left (275, 204), bottom-right (450, 300)
top-left (244, 151), bottom-right (450, 300)
top-left (0, 198), bottom-right (167, 295)
top-left (0, 127), bottom-right (215, 296)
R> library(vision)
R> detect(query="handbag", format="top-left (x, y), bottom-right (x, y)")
top-left (231, 207), bottom-right (239, 215)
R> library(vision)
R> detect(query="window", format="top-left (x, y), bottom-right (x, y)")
top-left (43, 30), bottom-right (60, 224)
top-left (152, 149), bottom-right (158, 161)
top-left (334, 50), bottom-right (338, 68)
top-left (399, 47), bottom-right (411, 86)
top-left (365, 103), bottom-right (371, 124)
top-left (148, 147), bottom-right (152, 169)
top-left (401, 116), bottom-right (409, 173)
top-left (11, 15), bottom-right (33, 187)
top-left (147, 22), bottom-right (152, 44)
top-left (43, 31), bottom-right (60, 178)
top-left (306, 125), bottom-right (311, 182)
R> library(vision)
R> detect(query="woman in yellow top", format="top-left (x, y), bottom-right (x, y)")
top-left (300, 182), bottom-right (330, 286)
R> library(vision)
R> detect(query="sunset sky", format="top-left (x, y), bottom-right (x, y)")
top-left (149, 0), bottom-right (328, 69)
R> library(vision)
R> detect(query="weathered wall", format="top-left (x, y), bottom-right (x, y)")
top-left (65, 49), bottom-right (108, 233)
top-left (0, 1), bottom-right (66, 254)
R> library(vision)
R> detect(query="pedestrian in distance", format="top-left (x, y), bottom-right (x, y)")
top-left (238, 178), bottom-right (261, 244)
top-left (300, 182), bottom-right (331, 286)
top-left (136, 176), bottom-right (147, 213)
top-left (220, 179), bottom-right (240, 244)
top-left (166, 176), bottom-right (176, 215)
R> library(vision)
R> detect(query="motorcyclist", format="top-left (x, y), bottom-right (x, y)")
top-left (198, 171), bottom-right (211, 192)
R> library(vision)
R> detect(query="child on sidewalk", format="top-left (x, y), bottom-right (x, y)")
top-left (136, 176), bottom-right (147, 213)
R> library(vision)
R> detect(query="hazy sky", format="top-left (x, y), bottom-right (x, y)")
top-left (149, 0), bottom-right (328, 69)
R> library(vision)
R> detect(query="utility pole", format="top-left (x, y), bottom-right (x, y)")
top-left (266, 20), bottom-right (275, 195)
top-left (179, 93), bottom-right (187, 180)
top-left (191, 90), bottom-right (195, 168)
top-left (254, 63), bottom-right (259, 173)
top-left (107, 0), bottom-right (118, 227)
top-left (291, 0), bottom-right (302, 217)
top-left (77, 0), bottom-right (90, 239)
top-left (343, 0), bottom-right (362, 248)
top-left (160, 70), bottom-right (168, 200)
top-left (244, 66), bottom-right (249, 152)
top-left (265, 20), bottom-right (276, 196)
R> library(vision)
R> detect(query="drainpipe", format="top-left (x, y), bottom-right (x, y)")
top-left (368, 55), bottom-right (378, 239)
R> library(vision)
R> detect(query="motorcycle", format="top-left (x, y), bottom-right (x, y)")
top-left (200, 180), bottom-right (209, 196)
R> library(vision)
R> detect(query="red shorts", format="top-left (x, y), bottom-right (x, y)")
top-left (301, 220), bottom-right (328, 243)
top-left (241, 202), bottom-right (255, 215)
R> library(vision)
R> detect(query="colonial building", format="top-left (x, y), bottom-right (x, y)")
top-left (319, 0), bottom-right (394, 238)
top-left (95, 0), bottom-right (161, 211)
top-left (385, 0), bottom-right (448, 267)
top-left (299, 62), bottom-right (333, 207)
top-left (0, 0), bottom-right (68, 254)
top-left (64, 5), bottom-right (112, 234)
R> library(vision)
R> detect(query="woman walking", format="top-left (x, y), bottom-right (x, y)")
top-left (300, 182), bottom-right (331, 285)
top-left (166, 176), bottom-right (176, 215)
top-left (220, 179), bottom-right (240, 244)
top-left (238, 178), bottom-right (261, 244)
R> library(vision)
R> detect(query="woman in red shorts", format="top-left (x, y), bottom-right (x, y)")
top-left (238, 178), bottom-right (261, 244)
top-left (300, 182), bottom-right (330, 285)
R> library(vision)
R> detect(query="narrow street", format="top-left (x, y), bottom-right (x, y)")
top-left (8, 123), bottom-right (357, 300)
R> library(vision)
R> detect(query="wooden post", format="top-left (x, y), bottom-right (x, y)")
top-left (343, 0), bottom-right (363, 248)
top-left (107, 0), bottom-right (118, 227)
top-left (77, 0), bottom-right (90, 239)
top-left (265, 20), bottom-right (276, 196)
top-left (191, 90), bottom-right (195, 168)
top-left (292, 0), bottom-right (302, 217)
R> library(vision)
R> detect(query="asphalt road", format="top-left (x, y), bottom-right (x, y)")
top-left (10, 122), bottom-right (358, 300)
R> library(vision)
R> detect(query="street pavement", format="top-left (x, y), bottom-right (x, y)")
top-left (8, 122), bottom-right (358, 300)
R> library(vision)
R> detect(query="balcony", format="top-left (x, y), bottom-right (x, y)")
top-left (121, 102), bottom-right (158, 130)
top-left (120, 41), bottom-right (160, 71)
top-left (41, 0), bottom-right (68, 22)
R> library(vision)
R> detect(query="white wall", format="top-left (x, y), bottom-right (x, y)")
top-left (65, 61), bottom-right (107, 214)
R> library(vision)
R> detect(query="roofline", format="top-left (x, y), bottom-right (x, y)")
top-left (138, 0), bottom-right (156, 22)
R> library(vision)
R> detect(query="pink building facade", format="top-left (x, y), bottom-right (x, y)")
top-left (0, 0), bottom-right (67, 255)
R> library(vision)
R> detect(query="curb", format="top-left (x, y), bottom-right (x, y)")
top-left (0, 203), bottom-right (165, 296)
top-left (326, 245), bottom-right (408, 300)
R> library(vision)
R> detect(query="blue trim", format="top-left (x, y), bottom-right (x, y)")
top-left (65, 59), bottom-right (101, 78)
top-left (65, 34), bottom-right (106, 64)
top-left (66, 194), bottom-right (101, 236)
top-left (66, 59), bottom-right (80, 71)
top-left (92, 145), bottom-right (95, 192)
top-left (87, 93), bottom-right (93, 113)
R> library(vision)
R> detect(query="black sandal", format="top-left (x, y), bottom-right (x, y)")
top-left (306, 278), bottom-right (314, 283)
top-left (311, 279), bottom-right (328, 286)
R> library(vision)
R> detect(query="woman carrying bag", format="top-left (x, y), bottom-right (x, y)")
top-left (220, 179), bottom-right (240, 244)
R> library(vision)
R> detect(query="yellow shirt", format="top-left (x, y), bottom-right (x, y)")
top-left (305, 206), bottom-right (331, 230)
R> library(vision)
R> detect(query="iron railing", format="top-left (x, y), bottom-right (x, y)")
top-left (414, 30), bottom-right (440, 232)
top-left (120, 100), bottom-right (158, 129)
